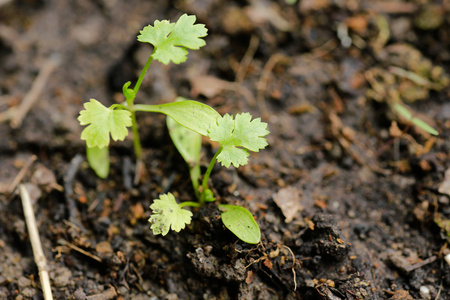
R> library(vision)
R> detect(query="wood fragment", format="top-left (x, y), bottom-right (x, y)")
top-left (19, 184), bottom-right (53, 300)
top-left (86, 285), bottom-right (118, 300)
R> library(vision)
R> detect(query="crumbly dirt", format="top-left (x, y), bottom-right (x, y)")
top-left (0, 0), bottom-right (449, 299)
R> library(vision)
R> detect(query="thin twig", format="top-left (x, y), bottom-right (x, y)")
top-left (0, 106), bottom-right (17, 123)
top-left (19, 184), bottom-right (53, 300)
top-left (235, 34), bottom-right (260, 83)
top-left (64, 154), bottom-right (85, 230)
top-left (404, 255), bottom-right (437, 272)
top-left (122, 156), bottom-right (133, 190)
top-left (282, 245), bottom-right (297, 291)
top-left (58, 239), bottom-right (102, 262)
top-left (133, 158), bottom-right (144, 186)
top-left (11, 55), bottom-right (61, 128)
top-left (8, 155), bottom-right (37, 194)
top-left (434, 280), bottom-right (443, 300)
top-left (256, 53), bottom-right (290, 119)
top-left (86, 285), bottom-right (117, 300)
top-left (311, 39), bottom-right (338, 58)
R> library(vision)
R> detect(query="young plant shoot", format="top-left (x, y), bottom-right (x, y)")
top-left (78, 14), bottom-right (269, 244)
top-left (393, 103), bottom-right (439, 136)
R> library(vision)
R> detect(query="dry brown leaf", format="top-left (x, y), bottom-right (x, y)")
top-left (245, 2), bottom-right (292, 32)
top-left (388, 290), bottom-right (413, 300)
top-left (263, 258), bottom-right (273, 269)
top-left (190, 75), bottom-right (234, 98)
top-left (31, 163), bottom-right (63, 192)
top-left (245, 270), bottom-right (256, 284)
top-left (345, 15), bottom-right (369, 34)
top-left (300, 0), bottom-right (330, 12)
top-left (272, 186), bottom-right (303, 223)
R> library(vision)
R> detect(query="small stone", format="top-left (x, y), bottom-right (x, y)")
top-left (21, 287), bottom-right (37, 298)
top-left (95, 241), bottom-right (114, 259)
top-left (53, 267), bottom-right (72, 287)
top-left (305, 279), bottom-right (315, 287)
top-left (17, 276), bottom-right (31, 289)
top-left (73, 288), bottom-right (86, 300)
top-left (419, 286), bottom-right (431, 300)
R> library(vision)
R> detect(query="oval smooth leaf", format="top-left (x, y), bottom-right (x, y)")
top-left (167, 115), bottom-right (202, 193)
top-left (86, 146), bottom-right (110, 178)
top-left (219, 204), bottom-right (261, 244)
top-left (167, 116), bottom-right (202, 165)
top-left (134, 97), bottom-right (221, 136)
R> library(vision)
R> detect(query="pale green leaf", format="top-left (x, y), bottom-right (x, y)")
top-left (208, 113), bottom-right (269, 168)
top-left (216, 145), bottom-right (249, 168)
top-left (78, 99), bottom-right (132, 149)
top-left (134, 97), bottom-right (221, 136)
top-left (167, 116), bottom-right (202, 166)
top-left (219, 205), bottom-right (261, 244)
top-left (137, 14), bottom-right (207, 65)
top-left (149, 193), bottom-right (193, 236)
top-left (411, 117), bottom-right (439, 136)
top-left (167, 115), bottom-right (202, 193)
top-left (86, 146), bottom-right (110, 178)
top-left (393, 103), bottom-right (438, 136)
top-left (393, 103), bottom-right (412, 120)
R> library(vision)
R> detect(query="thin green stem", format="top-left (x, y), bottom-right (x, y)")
top-left (133, 104), bottom-right (164, 112)
top-left (123, 50), bottom-right (154, 161)
top-left (179, 201), bottom-right (201, 208)
top-left (110, 103), bottom-right (128, 110)
top-left (130, 112), bottom-right (142, 160)
top-left (201, 146), bottom-right (223, 191)
top-left (133, 52), bottom-right (154, 98)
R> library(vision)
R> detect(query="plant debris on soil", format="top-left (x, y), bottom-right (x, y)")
top-left (1, 0), bottom-right (449, 299)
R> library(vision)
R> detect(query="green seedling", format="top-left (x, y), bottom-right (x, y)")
top-left (77, 14), bottom-right (269, 244)
top-left (393, 103), bottom-right (438, 136)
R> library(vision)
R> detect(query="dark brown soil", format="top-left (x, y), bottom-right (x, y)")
top-left (1, 0), bottom-right (449, 299)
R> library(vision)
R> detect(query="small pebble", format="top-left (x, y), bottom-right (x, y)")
top-left (73, 288), bottom-right (86, 300)
top-left (419, 286), bottom-right (431, 300)
top-left (445, 253), bottom-right (450, 266)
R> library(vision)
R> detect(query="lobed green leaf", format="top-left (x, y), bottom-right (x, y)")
top-left (149, 193), bottom-right (193, 236)
top-left (137, 14), bottom-right (207, 65)
top-left (208, 113), bottom-right (269, 168)
top-left (78, 99), bottom-right (132, 149)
